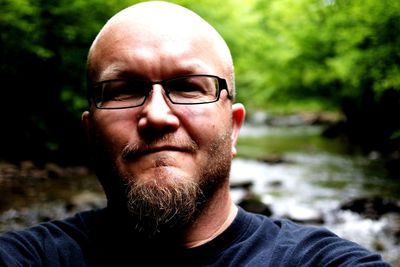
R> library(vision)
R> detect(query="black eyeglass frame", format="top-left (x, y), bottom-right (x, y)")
top-left (89, 74), bottom-right (232, 109)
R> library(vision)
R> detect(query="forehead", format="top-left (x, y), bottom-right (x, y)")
top-left (88, 4), bottom-right (230, 82)
top-left (91, 32), bottom-right (220, 82)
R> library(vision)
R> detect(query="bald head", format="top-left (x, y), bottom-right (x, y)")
top-left (87, 1), bottom-right (235, 98)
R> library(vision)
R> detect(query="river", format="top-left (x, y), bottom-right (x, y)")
top-left (234, 120), bottom-right (400, 266)
top-left (0, 119), bottom-right (399, 265)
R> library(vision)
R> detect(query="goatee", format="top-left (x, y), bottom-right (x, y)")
top-left (92, 130), bottom-right (233, 238)
top-left (126, 176), bottom-right (205, 238)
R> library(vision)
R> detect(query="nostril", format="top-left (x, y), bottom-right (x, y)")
top-left (137, 114), bottom-right (180, 141)
top-left (137, 108), bottom-right (180, 137)
top-left (138, 122), bottom-right (178, 140)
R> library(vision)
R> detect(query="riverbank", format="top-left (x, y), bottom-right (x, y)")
top-left (236, 119), bottom-right (400, 266)
top-left (0, 160), bottom-right (105, 232)
top-left (0, 118), bottom-right (399, 265)
top-left (0, 157), bottom-right (399, 265)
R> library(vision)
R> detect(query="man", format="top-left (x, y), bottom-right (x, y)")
top-left (0, 1), bottom-right (391, 266)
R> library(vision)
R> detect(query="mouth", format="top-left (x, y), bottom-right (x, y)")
top-left (122, 145), bottom-right (194, 161)
top-left (141, 146), bottom-right (187, 155)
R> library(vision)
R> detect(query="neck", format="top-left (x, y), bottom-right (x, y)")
top-left (182, 186), bottom-right (238, 248)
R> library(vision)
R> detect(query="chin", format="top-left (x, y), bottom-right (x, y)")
top-left (124, 171), bottom-right (204, 237)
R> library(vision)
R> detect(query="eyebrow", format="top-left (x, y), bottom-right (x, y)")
top-left (97, 60), bottom-right (214, 82)
top-left (98, 65), bottom-right (126, 81)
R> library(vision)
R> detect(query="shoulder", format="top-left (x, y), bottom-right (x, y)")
top-left (0, 208), bottom-right (105, 243)
top-left (0, 208), bottom-right (106, 266)
top-left (233, 208), bottom-right (391, 266)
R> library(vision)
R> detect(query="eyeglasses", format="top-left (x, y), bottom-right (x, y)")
top-left (91, 74), bottom-right (231, 109)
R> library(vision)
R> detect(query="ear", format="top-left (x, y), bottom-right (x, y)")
top-left (230, 103), bottom-right (245, 157)
top-left (82, 111), bottom-right (91, 143)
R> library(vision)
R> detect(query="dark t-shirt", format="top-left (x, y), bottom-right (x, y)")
top-left (0, 207), bottom-right (391, 266)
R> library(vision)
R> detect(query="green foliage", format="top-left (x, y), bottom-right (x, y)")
top-left (0, 0), bottom-right (139, 163)
top-left (183, 0), bottom-right (400, 114)
top-left (1, 0), bottom-right (399, 162)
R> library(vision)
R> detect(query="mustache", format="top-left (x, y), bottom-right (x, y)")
top-left (121, 135), bottom-right (199, 160)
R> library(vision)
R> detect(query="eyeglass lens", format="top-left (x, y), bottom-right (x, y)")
top-left (95, 75), bottom-right (221, 109)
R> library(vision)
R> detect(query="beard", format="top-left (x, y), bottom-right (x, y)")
top-left (125, 173), bottom-right (203, 237)
top-left (91, 129), bottom-right (233, 238)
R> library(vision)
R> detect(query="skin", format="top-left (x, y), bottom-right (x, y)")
top-left (82, 1), bottom-right (245, 247)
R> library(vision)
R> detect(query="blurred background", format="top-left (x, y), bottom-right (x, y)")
top-left (0, 0), bottom-right (399, 265)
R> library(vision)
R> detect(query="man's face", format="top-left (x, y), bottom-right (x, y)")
top-left (83, 13), bottom-right (244, 234)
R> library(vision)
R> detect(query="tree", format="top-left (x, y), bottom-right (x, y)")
top-left (239, 0), bottom-right (400, 155)
top-left (1, 0), bottom-right (399, 165)
top-left (0, 0), bottom-right (137, 164)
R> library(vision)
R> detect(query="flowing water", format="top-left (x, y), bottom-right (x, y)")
top-left (233, 122), bottom-right (400, 265)
top-left (0, 120), bottom-right (399, 265)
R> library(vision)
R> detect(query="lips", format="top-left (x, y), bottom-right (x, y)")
top-left (122, 141), bottom-right (198, 161)
top-left (137, 146), bottom-right (188, 157)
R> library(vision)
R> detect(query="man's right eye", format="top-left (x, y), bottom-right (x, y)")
top-left (102, 81), bottom-right (147, 101)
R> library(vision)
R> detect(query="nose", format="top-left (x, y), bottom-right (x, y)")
top-left (137, 85), bottom-right (180, 135)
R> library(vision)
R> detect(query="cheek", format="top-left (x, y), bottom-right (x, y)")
top-left (178, 106), bottom-right (228, 141)
top-left (179, 106), bottom-right (214, 129)
top-left (92, 112), bottom-right (137, 153)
